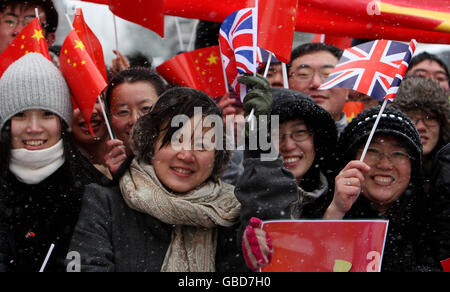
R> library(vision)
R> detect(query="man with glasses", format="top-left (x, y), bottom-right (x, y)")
top-left (0, 0), bottom-right (58, 54)
top-left (406, 52), bottom-right (450, 94)
top-left (287, 43), bottom-right (349, 136)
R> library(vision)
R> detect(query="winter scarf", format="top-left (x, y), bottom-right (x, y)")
top-left (9, 140), bottom-right (65, 184)
top-left (119, 158), bottom-right (241, 272)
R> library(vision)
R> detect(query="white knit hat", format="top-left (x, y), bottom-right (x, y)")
top-left (0, 53), bottom-right (72, 131)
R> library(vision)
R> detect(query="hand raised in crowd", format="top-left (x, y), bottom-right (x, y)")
top-left (110, 50), bottom-right (130, 76)
top-left (104, 139), bottom-right (128, 176)
top-left (217, 92), bottom-right (237, 117)
top-left (324, 160), bottom-right (371, 220)
top-left (242, 217), bottom-right (273, 272)
top-left (238, 74), bottom-right (273, 119)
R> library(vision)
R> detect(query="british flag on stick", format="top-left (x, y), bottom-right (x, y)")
top-left (319, 39), bottom-right (416, 102)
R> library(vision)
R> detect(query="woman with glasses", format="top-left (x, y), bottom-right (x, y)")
top-left (323, 106), bottom-right (436, 271)
top-left (391, 77), bottom-right (449, 192)
top-left (235, 83), bottom-right (339, 271)
top-left (103, 67), bottom-right (167, 178)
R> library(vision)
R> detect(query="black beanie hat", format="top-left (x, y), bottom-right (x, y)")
top-left (271, 88), bottom-right (338, 175)
top-left (338, 106), bottom-right (423, 182)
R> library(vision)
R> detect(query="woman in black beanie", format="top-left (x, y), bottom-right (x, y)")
top-left (323, 106), bottom-right (436, 271)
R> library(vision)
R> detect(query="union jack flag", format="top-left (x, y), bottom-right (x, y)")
top-left (219, 8), bottom-right (259, 102)
top-left (319, 39), bottom-right (416, 102)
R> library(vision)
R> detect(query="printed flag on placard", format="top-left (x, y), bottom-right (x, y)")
top-left (156, 46), bottom-right (226, 98)
top-left (0, 18), bottom-right (50, 78)
top-left (219, 7), bottom-right (258, 102)
top-left (60, 30), bottom-right (107, 135)
top-left (261, 220), bottom-right (389, 272)
top-left (319, 39), bottom-right (416, 102)
top-left (73, 8), bottom-right (108, 82)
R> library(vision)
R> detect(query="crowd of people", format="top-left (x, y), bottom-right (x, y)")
top-left (0, 0), bottom-right (449, 272)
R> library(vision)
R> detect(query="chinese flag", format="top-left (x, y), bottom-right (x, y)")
top-left (60, 30), bottom-right (107, 134)
top-left (0, 18), bottom-right (50, 78)
top-left (343, 101), bottom-right (364, 123)
top-left (441, 258), bottom-right (450, 272)
top-left (80, 0), bottom-right (165, 37)
top-left (257, 0), bottom-right (298, 63)
top-left (311, 34), bottom-right (352, 51)
top-left (156, 46), bottom-right (226, 98)
top-left (73, 8), bottom-right (108, 82)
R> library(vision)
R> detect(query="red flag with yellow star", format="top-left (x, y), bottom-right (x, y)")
top-left (0, 18), bottom-right (50, 78)
top-left (156, 45), bottom-right (226, 98)
top-left (73, 8), bottom-right (108, 82)
top-left (257, 0), bottom-right (298, 63)
top-left (60, 30), bottom-right (107, 134)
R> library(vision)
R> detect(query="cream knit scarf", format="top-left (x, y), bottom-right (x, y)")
top-left (119, 158), bottom-right (241, 272)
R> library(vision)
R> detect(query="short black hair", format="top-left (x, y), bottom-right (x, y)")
top-left (0, 0), bottom-right (58, 33)
top-left (130, 87), bottom-right (231, 182)
top-left (288, 43), bottom-right (343, 73)
top-left (105, 66), bottom-right (167, 110)
top-left (406, 51), bottom-right (450, 88)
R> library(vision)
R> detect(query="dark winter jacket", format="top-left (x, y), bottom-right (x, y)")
top-left (424, 143), bottom-right (450, 269)
top-left (68, 182), bottom-right (249, 272)
top-left (0, 149), bottom-right (104, 272)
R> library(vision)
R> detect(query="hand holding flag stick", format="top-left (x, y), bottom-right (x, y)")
top-left (319, 39), bottom-right (417, 162)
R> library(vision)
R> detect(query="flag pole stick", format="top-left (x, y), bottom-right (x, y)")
top-left (282, 62), bottom-right (289, 89)
top-left (174, 17), bottom-right (184, 52)
top-left (113, 15), bottom-right (119, 52)
top-left (263, 53), bottom-right (273, 78)
top-left (35, 8), bottom-right (40, 21)
top-left (97, 95), bottom-right (115, 140)
top-left (65, 13), bottom-right (74, 30)
top-left (187, 19), bottom-right (199, 51)
top-left (218, 43), bottom-right (229, 93)
top-left (359, 98), bottom-right (388, 162)
top-left (39, 243), bottom-right (55, 272)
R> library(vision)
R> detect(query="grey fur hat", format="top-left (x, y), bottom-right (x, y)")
top-left (0, 53), bottom-right (72, 131)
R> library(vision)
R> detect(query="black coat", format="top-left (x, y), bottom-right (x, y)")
top-left (68, 182), bottom-right (249, 272)
top-left (424, 143), bottom-right (450, 269)
top-left (0, 150), bottom-right (104, 272)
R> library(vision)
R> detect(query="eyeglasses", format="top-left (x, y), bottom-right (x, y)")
top-left (0, 15), bottom-right (37, 29)
top-left (410, 69), bottom-right (449, 84)
top-left (288, 64), bottom-right (334, 82)
top-left (275, 129), bottom-right (312, 144)
top-left (408, 114), bottom-right (440, 128)
top-left (111, 107), bottom-right (152, 121)
top-left (359, 148), bottom-right (412, 165)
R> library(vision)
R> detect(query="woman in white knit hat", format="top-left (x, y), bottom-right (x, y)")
top-left (0, 53), bottom-right (104, 272)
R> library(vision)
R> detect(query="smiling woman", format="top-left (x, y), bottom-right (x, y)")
top-left (68, 87), bottom-right (248, 272)
top-left (323, 106), bottom-right (439, 271)
top-left (0, 53), bottom-right (104, 272)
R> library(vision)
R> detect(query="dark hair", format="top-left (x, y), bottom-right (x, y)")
top-left (406, 52), bottom-right (450, 88)
top-left (392, 76), bottom-right (449, 152)
top-left (0, 118), bottom-right (72, 177)
top-left (288, 43), bottom-right (343, 73)
top-left (0, 0), bottom-right (58, 33)
top-left (271, 88), bottom-right (338, 191)
top-left (104, 66), bottom-right (167, 111)
top-left (130, 87), bottom-right (231, 183)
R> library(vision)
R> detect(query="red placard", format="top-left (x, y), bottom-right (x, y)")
top-left (261, 220), bottom-right (389, 272)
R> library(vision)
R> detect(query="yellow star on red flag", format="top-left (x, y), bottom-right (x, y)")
top-left (74, 39), bottom-right (85, 51)
top-left (31, 29), bottom-right (45, 43)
